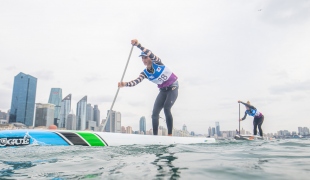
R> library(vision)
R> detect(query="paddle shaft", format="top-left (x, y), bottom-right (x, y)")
top-left (101, 45), bottom-right (134, 131)
top-left (239, 103), bottom-right (240, 134)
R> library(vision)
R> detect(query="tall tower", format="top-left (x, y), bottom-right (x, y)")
top-left (34, 103), bottom-right (55, 127)
top-left (208, 127), bottom-right (212, 137)
top-left (93, 105), bottom-right (100, 127)
top-left (298, 127), bottom-right (303, 135)
top-left (215, 122), bottom-right (221, 136)
top-left (48, 88), bottom-right (62, 125)
top-left (139, 116), bottom-right (146, 134)
top-left (105, 110), bottom-right (121, 133)
top-left (66, 109), bottom-right (76, 130)
top-left (115, 111), bottom-right (121, 133)
top-left (9, 72), bottom-right (37, 126)
top-left (76, 96), bottom-right (87, 130)
top-left (59, 94), bottom-right (71, 128)
top-left (212, 127), bottom-right (215, 136)
top-left (86, 104), bottom-right (93, 122)
top-left (104, 110), bottom-right (111, 132)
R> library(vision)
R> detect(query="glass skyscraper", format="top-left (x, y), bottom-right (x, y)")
top-left (139, 116), bottom-right (146, 134)
top-left (59, 94), bottom-right (71, 128)
top-left (76, 96), bottom-right (87, 130)
top-left (208, 127), bottom-right (212, 137)
top-left (215, 122), bottom-right (221, 136)
top-left (86, 104), bottom-right (93, 122)
top-left (104, 110), bottom-right (111, 132)
top-left (9, 72), bottom-right (37, 126)
top-left (48, 88), bottom-right (62, 125)
top-left (93, 105), bottom-right (100, 127)
top-left (212, 127), bottom-right (216, 136)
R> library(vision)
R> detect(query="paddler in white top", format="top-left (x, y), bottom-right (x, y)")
top-left (118, 39), bottom-right (179, 136)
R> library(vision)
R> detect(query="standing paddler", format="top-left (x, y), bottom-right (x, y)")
top-left (238, 100), bottom-right (265, 137)
top-left (118, 39), bottom-right (179, 136)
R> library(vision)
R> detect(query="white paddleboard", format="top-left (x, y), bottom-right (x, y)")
top-left (0, 129), bottom-right (216, 147)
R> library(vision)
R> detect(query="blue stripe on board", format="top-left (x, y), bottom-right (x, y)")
top-left (0, 130), bottom-right (69, 146)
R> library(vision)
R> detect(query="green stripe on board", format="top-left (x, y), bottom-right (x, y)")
top-left (76, 132), bottom-right (106, 146)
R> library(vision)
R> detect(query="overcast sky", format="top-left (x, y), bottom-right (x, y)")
top-left (1, 0), bottom-right (309, 134)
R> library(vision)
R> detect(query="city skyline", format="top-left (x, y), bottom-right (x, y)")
top-left (0, 88), bottom-right (310, 134)
top-left (1, 105), bottom-right (308, 137)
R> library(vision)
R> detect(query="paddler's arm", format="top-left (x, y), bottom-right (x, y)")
top-left (238, 101), bottom-right (256, 110)
top-left (131, 39), bottom-right (161, 63)
top-left (118, 72), bottom-right (147, 87)
top-left (241, 112), bottom-right (247, 121)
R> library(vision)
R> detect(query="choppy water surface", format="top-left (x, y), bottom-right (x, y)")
top-left (1, 139), bottom-right (310, 180)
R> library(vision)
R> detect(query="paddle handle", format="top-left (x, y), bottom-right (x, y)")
top-left (101, 45), bottom-right (134, 131)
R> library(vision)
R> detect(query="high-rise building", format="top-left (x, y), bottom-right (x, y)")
top-left (139, 116), bottom-right (146, 134)
top-left (121, 126), bottom-right (126, 133)
top-left (86, 120), bottom-right (97, 131)
top-left (0, 110), bottom-right (8, 120)
top-left (104, 110), bottom-right (121, 133)
top-left (110, 111), bottom-right (121, 133)
top-left (93, 105), bottom-right (100, 127)
top-left (48, 88), bottom-right (62, 125)
top-left (115, 111), bottom-right (121, 133)
top-left (86, 104), bottom-right (94, 122)
top-left (66, 109), bottom-right (76, 130)
top-left (6, 110), bottom-right (10, 121)
top-left (126, 126), bottom-right (132, 134)
top-left (302, 127), bottom-right (309, 135)
top-left (208, 127), bottom-right (212, 137)
top-left (59, 94), bottom-right (71, 128)
top-left (9, 72), bottom-right (37, 126)
top-left (76, 96), bottom-right (87, 130)
top-left (298, 127), bottom-right (303, 135)
top-left (182, 124), bottom-right (187, 132)
top-left (0, 110), bottom-right (8, 124)
top-left (34, 103), bottom-right (55, 127)
top-left (104, 111), bottom-right (111, 132)
top-left (211, 127), bottom-right (215, 136)
top-left (215, 122), bottom-right (221, 136)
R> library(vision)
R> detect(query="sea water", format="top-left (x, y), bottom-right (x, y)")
top-left (0, 139), bottom-right (309, 180)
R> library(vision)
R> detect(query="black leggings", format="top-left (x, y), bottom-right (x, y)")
top-left (152, 87), bottom-right (178, 135)
top-left (253, 115), bottom-right (264, 136)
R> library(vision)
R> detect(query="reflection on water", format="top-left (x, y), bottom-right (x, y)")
top-left (152, 152), bottom-right (183, 179)
top-left (0, 139), bottom-right (310, 179)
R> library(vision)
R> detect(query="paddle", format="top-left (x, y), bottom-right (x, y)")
top-left (101, 45), bottom-right (134, 131)
top-left (239, 102), bottom-right (240, 135)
